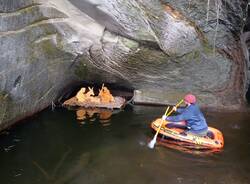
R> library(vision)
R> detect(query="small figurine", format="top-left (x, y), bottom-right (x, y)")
top-left (76, 87), bottom-right (86, 102)
top-left (98, 84), bottom-right (115, 103)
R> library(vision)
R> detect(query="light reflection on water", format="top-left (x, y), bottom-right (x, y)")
top-left (0, 105), bottom-right (249, 184)
top-left (75, 107), bottom-right (118, 127)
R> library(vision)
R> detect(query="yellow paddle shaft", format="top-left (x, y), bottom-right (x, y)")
top-left (155, 99), bottom-right (184, 136)
top-left (165, 99), bottom-right (184, 116)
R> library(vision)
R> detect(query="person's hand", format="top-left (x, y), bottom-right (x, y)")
top-left (173, 106), bottom-right (177, 111)
top-left (162, 115), bottom-right (167, 120)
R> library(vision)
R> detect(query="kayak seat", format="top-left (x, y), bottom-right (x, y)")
top-left (166, 123), bottom-right (187, 129)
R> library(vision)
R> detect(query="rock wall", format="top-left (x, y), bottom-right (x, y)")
top-left (0, 0), bottom-right (248, 131)
top-left (241, 3), bottom-right (250, 102)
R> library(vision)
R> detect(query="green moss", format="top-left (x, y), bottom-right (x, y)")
top-left (161, 91), bottom-right (187, 102)
top-left (136, 89), bottom-right (186, 105)
top-left (17, 4), bottom-right (39, 14)
top-left (0, 92), bottom-right (9, 102)
top-left (127, 46), bottom-right (168, 66)
top-left (202, 41), bottom-right (213, 55)
top-left (189, 50), bottom-right (200, 62)
top-left (193, 50), bottom-right (201, 61)
top-left (27, 39), bottom-right (56, 66)
top-left (28, 26), bottom-right (65, 64)
top-left (0, 92), bottom-right (9, 123)
top-left (183, 51), bottom-right (194, 61)
top-left (40, 39), bottom-right (57, 56)
top-left (121, 38), bottom-right (139, 50)
top-left (75, 59), bottom-right (88, 79)
top-left (55, 34), bottom-right (64, 50)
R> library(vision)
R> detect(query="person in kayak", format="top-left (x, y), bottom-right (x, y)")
top-left (162, 94), bottom-right (208, 136)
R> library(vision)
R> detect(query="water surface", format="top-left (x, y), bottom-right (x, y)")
top-left (0, 105), bottom-right (250, 184)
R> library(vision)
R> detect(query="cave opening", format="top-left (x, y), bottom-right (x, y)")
top-left (57, 81), bottom-right (134, 105)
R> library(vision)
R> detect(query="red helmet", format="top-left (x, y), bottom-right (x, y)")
top-left (184, 94), bottom-right (196, 104)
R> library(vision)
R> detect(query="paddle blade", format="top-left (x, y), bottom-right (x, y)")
top-left (148, 136), bottom-right (157, 149)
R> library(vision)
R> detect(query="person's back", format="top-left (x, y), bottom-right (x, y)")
top-left (179, 103), bottom-right (207, 132)
top-left (163, 94), bottom-right (208, 136)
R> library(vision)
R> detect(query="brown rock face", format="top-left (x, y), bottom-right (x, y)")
top-left (0, 0), bottom-right (248, 131)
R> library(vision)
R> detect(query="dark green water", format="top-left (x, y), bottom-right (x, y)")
top-left (0, 105), bottom-right (250, 184)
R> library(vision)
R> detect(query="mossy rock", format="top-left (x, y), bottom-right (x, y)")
top-left (0, 92), bottom-right (10, 129)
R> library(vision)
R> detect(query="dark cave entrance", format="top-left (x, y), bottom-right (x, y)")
top-left (57, 81), bottom-right (134, 105)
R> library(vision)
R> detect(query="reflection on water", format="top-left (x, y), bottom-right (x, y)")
top-left (75, 108), bottom-right (117, 126)
top-left (32, 147), bottom-right (72, 183)
top-left (156, 137), bottom-right (222, 156)
top-left (0, 105), bottom-right (250, 184)
top-left (32, 149), bottom-right (93, 184)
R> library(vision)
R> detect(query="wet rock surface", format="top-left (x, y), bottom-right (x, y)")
top-left (0, 0), bottom-right (248, 130)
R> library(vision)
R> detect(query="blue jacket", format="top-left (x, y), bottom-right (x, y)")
top-left (166, 104), bottom-right (208, 131)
